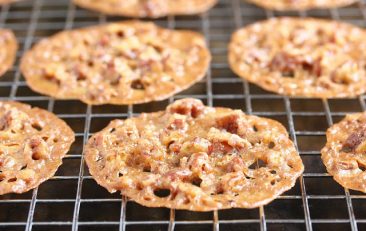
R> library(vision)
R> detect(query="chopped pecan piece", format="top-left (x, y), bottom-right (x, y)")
top-left (168, 98), bottom-right (205, 118)
top-left (269, 52), bottom-right (301, 76)
top-left (216, 113), bottom-right (240, 134)
top-left (342, 126), bottom-right (366, 152)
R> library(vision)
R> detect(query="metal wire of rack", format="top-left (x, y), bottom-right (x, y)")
top-left (1, 0), bottom-right (366, 231)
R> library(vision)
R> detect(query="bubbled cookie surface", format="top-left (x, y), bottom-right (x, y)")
top-left (21, 21), bottom-right (210, 105)
top-left (322, 112), bottom-right (366, 193)
top-left (85, 98), bottom-right (304, 211)
top-left (0, 101), bottom-right (75, 195)
top-left (229, 17), bottom-right (366, 98)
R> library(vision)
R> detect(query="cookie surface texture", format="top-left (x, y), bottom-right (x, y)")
top-left (0, 29), bottom-right (17, 78)
top-left (246, 0), bottom-right (357, 11)
top-left (21, 21), bottom-right (210, 105)
top-left (0, 101), bottom-right (75, 195)
top-left (85, 98), bottom-right (304, 211)
top-left (322, 112), bottom-right (366, 193)
top-left (73, 0), bottom-right (217, 18)
top-left (229, 17), bottom-right (366, 98)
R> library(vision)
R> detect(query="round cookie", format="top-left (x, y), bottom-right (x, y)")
top-left (322, 112), bottom-right (366, 193)
top-left (84, 98), bottom-right (304, 211)
top-left (246, 0), bottom-right (358, 11)
top-left (0, 101), bottom-right (75, 195)
top-left (0, 29), bottom-right (17, 78)
top-left (247, 0), bottom-right (358, 11)
top-left (228, 17), bottom-right (366, 98)
top-left (73, 0), bottom-right (218, 18)
top-left (21, 21), bottom-right (211, 105)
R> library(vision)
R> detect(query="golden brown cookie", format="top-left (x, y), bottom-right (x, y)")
top-left (73, 0), bottom-right (218, 18)
top-left (0, 101), bottom-right (75, 195)
top-left (228, 17), bottom-right (366, 98)
top-left (20, 21), bottom-right (210, 105)
top-left (84, 98), bottom-right (304, 211)
top-left (246, 0), bottom-right (358, 11)
top-left (322, 112), bottom-right (366, 193)
top-left (0, 29), bottom-right (17, 78)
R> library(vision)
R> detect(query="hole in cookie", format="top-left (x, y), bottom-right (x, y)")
top-left (131, 79), bottom-right (145, 90)
top-left (143, 166), bottom-right (151, 173)
top-left (53, 138), bottom-right (58, 143)
top-left (244, 174), bottom-right (253, 180)
top-left (153, 188), bottom-right (171, 198)
top-left (341, 146), bottom-right (352, 153)
top-left (21, 165), bottom-right (27, 170)
top-left (31, 123), bottom-right (43, 131)
top-left (42, 136), bottom-right (48, 142)
top-left (8, 177), bottom-right (17, 182)
top-left (268, 142), bottom-right (275, 149)
top-left (282, 71), bottom-right (295, 78)
top-left (248, 162), bottom-right (256, 170)
top-left (216, 188), bottom-right (224, 195)
top-left (110, 128), bottom-right (116, 133)
top-left (248, 159), bottom-right (266, 169)
top-left (118, 172), bottom-right (123, 177)
top-left (270, 179), bottom-right (276, 186)
top-left (257, 159), bottom-right (266, 168)
top-left (270, 170), bottom-right (276, 175)
top-left (191, 177), bottom-right (202, 187)
top-left (253, 125), bottom-right (258, 132)
top-left (358, 163), bottom-right (366, 172)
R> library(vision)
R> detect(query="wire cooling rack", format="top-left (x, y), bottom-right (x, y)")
top-left (1, 0), bottom-right (366, 230)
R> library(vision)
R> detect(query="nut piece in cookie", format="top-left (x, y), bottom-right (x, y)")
top-left (21, 21), bottom-right (211, 105)
top-left (228, 17), bottom-right (366, 98)
top-left (322, 112), bottom-right (366, 193)
top-left (246, 0), bottom-right (357, 11)
top-left (73, 0), bottom-right (218, 18)
top-left (0, 101), bottom-right (75, 195)
top-left (0, 29), bottom-right (17, 78)
top-left (84, 98), bottom-right (304, 211)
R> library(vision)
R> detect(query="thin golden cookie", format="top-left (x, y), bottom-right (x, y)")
top-left (246, 0), bottom-right (357, 11)
top-left (322, 112), bottom-right (366, 193)
top-left (73, 0), bottom-right (217, 18)
top-left (0, 29), bottom-right (17, 78)
top-left (0, 101), bottom-right (75, 195)
top-left (21, 21), bottom-right (210, 105)
top-left (85, 98), bottom-right (304, 211)
top-left (229, 17), bottom-right (366, 98)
